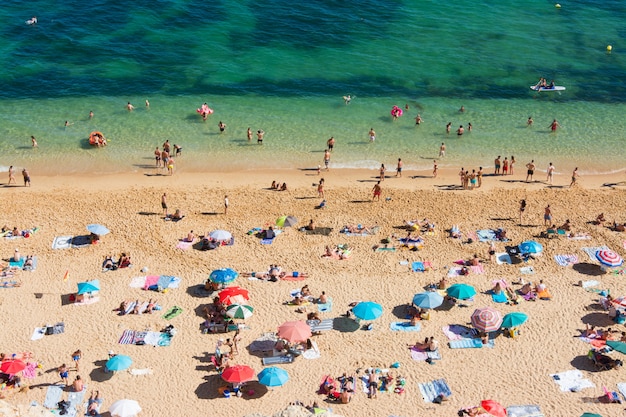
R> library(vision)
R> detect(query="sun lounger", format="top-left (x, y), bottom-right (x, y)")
top-left (262, 355), bottom-right (294, 366)
top-left (44, 384), bottom-right (64, 409)
top-left (505, 405), bottom-right (544, 417)
top-left (308, 318), bottom-right (333, 333)
top-left (448, 338), bottom-right (495, 349)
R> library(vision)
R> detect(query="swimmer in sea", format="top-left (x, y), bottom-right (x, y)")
top-left (126, 102), bottom-right (135, 111)
top-left (527, 116), bottom-right (533, 126)
top-left (89, 111), bottom-right (94, 119)
top-left (343, 95), bottom-right (352, 105)
top-left (368, 128), bottom-right (376, 142)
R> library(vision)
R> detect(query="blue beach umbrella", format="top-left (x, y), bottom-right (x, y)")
top-left (258, 367), bottom-right (289, 387)
top-left (412, 292), bottom-right (444, 309)
top-left (352, 301), bottom-right (383, 320)
top-left (86, 224), bottom-right (110, 236)
top-left (106, 354), bottom-right (132, 372)
top-left (446, 283), bottom-right (476, 300)
top-left (77, 280), bottom-right (100, 295)
top-left (209, 268), bottom-right (239, 284)
top-left (500, 312), bottom-right (529, 329)
top-left (519, 240), bottom-right (543, 254)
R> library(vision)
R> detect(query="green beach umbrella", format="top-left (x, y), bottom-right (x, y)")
top-left (606, 340), bottom-right (626, 354)
top-left (500, 312), bottom-right (529, 329)
top-left (276, 215), bottom-right (298, 227)
top-left (580, 413), bottom-right (602, 417)
top-left (446, 283), bottom-right (477, 300)
top-left (225, 304), bottom-right (254, 320)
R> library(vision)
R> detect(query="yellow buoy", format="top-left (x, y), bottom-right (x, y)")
top-left (607, 45), bottom-right (613, 52)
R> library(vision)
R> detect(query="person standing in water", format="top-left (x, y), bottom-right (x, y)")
top-left (368, 128), bottom-right (376, 142)
top-left (439, 142), bottom-right (446, 158)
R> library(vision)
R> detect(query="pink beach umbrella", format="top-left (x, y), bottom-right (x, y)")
top-left (277, 320), bottom-right (312, 343)
top-left (481, 399), bottom-right (507, 417)
top-left (471, 307), bottom-right (503, 333)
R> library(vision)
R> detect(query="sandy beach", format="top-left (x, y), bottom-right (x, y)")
top-left (1, 166), bottom-right (626, 417)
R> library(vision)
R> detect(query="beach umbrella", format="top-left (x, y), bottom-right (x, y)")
top-left (519, 240), bottom-right (543, 254)
top-left (209, 268), bottom-right (239, 284)
top-left (106, 355), bottom-right (133, 372)
top-left (580, 414), bottom-right (602, 417)
top-left (278, 320), bottom-right (312, 343)
top-left (109, 399), bottom-right (141, 417)
top-left (276, 216), bottom-right (298, 228)
top-left (86, 224), bottom-right (110, 236)
top-left (0, 359), bottom-right (26, 375)
top-left (606, 340), bottom-right (626, 354)
top-left (446, 283), bottom-right (477, 300)
top-left (221, 365), bottom-right (255, 383)
top-left (500, 312), bottom-right (529, 329)
top-left (352, 301), bottom-right (384, 321)
top-left (225, 304), bottom-right (254, 320)
top-left (595, 250), bottom-right (623, 267)
top-left (218, 286), bottom-right (249, 305)
top-left (481, 400), bottom-right (506, 417)
top-left (471, 307), bottom-right (503, 333)
top-left (258, 367), bottom-right (289, 387)
top-left (412, 292), bottom-right (444, 309)
top-left (77, 280), bottom-right (100, 295)
top-left (209, 229), bottom-right (232, 241)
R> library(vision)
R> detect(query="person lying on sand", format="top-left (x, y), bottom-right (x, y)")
top-left (593, 213), bottom-right (605, 225)
top-left (612, 221), bottom-right (626, 232)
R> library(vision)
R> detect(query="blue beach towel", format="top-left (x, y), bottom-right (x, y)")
top-left (9, 258), bottom-right (25, 269)
top-left (477, 229), bottom-right (496, 242)
top-left (390, 322), bottom-right (421, 332)
top-left (418, 378), bottom-right (452, 403)
top-left (412, 262), bottom-right (425, 272)
top-left (67, 387), bottom-right (87, 415)
top-left (44, 384), bottom-right (64, 409)
top-left (491, 291), bottom-right (508, 303)
top-left (157, 275), bottom-right (174, 290)
top-left (317, 298), bottom-right (333, 312)
top-left (448, 338), bottom-right (495, 349)
top-left (260, 238), bottom-right (275, 245)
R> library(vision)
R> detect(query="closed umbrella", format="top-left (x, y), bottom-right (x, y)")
top-left (519, 240), bottom-right (543, 254)
top-left (412, 292), bottom-right (444, 309)
top-left (86, 224), bottom-right (110, 236)
top-left (606, 340), bottom-right (626, 354)
top-left (352, 301), bottom-right (383, 320)
top-left (258, 367), bottom-right (289, 387)
top-left (276, 216), bottom-right (298, 228)
top-left (106, 355), bottom-right (133, 372)
top-left (225, 304), bottom-right (254, 320)
top-left (109, 399), bottom-right (141, 417)
top-left (221, 365), bottom-right (255, 383)
top-left (481, 400), bottom-right (506, 417)
top-left (209, 268), bottom-right (239, 284)
top-left (0, 359), bottom-right (26, 375)
top-left (596, 250), bottom-right (623, 267)
top-left (471, 307), bottom-right (503, 333)
top-left (500, 312), bottom-right (529, 329)
top-left (77, 280), bottom-right (101, 295)
top-left (278, 320), bottom-right (312, 343)
top-left (209, 230), bottom-right (232, 241)
top-left (218, 286), bottom-right (249, 305)
top-left (446, 283), bottom-right (476, 300)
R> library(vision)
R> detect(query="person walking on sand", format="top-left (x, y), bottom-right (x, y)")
top-left (22, 168), bottom-right (30, 187)
top-left (519, 199), bottom-right (526, 225)
top-left (433, 160), bottom-right (438, 178)
top-left (439, 142), bottom-right (446, 158)
top-left (546, 162), bottom-right (555, 184)
top-left (396, 158), bottom-right (403, 177)
top-left (544, 204), bottom-right (552, 226)
top-left (570, 167), bottom-right (579, 187)
top-left (71, 349), bottom-right (82, 371)
top-left (372, 181), bottom-right (382, 201)
top-left (477, 167), bottom-right (483, 188)
top-left (8, 166), bottom-right (16, 185)
top-left (224, 195), bottom-right (229, 215)
top-left (31, 136), bottom-right (38, 148)
top-left (525, 160), bottom-right (536, 182)
top-left (317, 178), bottom-right (325, 198)
top-left (58, 364), bottom-right (69, 386)
top-left (161, 193), bottom-right (168, 216)
top-left (324, 149), bottom-right (331, 171)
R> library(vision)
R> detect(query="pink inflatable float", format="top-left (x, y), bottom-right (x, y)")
top-left (390, 105), bottom-right (403, 119)
top-left (196, 103), bottom-right (214, 117)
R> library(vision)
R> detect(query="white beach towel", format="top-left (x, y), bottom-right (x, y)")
top-left (31, 327), bottom-right (46, 341)
top-left (130, 276), bottom-right (147, 288)
top-left (582, 246), bottom-right (610, 262)
top-left (130, 368), bottom-right (154, 376)
top-left (617, 382), bottom-right (626, 400)
top-left (550, 370), bottom-right (595, 392)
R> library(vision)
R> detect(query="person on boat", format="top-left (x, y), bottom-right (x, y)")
top-left (549, 80), bottom-right (555, 89)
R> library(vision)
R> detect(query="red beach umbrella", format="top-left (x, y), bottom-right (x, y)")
top-left (0, 359), bottom-right (26, 374)
top-left (218, 286), bottom-right (250, 305)
top-left (221, 365), bottom-right (255, 383)
top-left (277, 320), bottom-right (312, 343)
top-left (595, 249), bottom-right (623, 267)
top-left (481, 399), bottom-right (507, 417)
top-left (471, 307), bottom-right (503, 333)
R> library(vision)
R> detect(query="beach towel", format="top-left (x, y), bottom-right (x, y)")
top-left (74, 296), bottom-right (100, 306)
top-left (470, 264), bottom-right (484, 274)
top-left (418, 378), bottom-right (452, 403)
top-left (168, 276), bottom-right (181, 288)
top-left (412, 261), bottom-right (425, 272)
top-left (449, 338), bottom-right (495, 349)
top-left (143, 275), bottom-right (160, 290)
top-left (156, 275), bottom-right (174, 290)
top-left (537, 288), bottom-right (552, 300)
top-left (447, 267), bottom-right (464, 277)
top-left (49, 322), bottom-right (65, 335)
top-left (568, 234), bottom-right (591, 240)
top-left (617, 382), bottom-right (626, 400)
top-left (129, 276), bottom-right (146, 288)
top-left (67, 387), bottom-right (87, 415)
top-left (249, 333), bottom-right (278, 352)
top-left (582, 246), bottom-right (610, 262)
top-left (520, 266), bottom-right (535, 274)
top-left (580, 280), bottom-right (600, 289)
top-left (341, 225), bottom-right (379, 236)
top-left (21, 362), bottom-right (38, 379)
top-left (399, 237), bottom-right (424, 245)
top-left (21, 256), bottom-right (37, 271)
top-left (304, 227), bottom-right (333, 236)
top-left (262, 355), bottom-right (294, 366)
top-left (302, 340), bottom-right (320, 360)
top-left (0, 280), bottom-right (21, 288)
top-left (308, 318), bottom-right (334, 333)
top-left (119, 330), bottom-right (135, 344)
top-left (410, 348), bottom-right (441, 361)
top-left (554, 254), bottom-right (579, 267)
top-left (550, 370), bottom-right (595, 392)
top-left (260, 238), bottom-right (275, 245)
top-left (490, 290), bottom-right (508, 303)
top-left (247, 227), bottom-right (262, 235)
top-left (52, 235), bottom-right (72, 250)
top-left (375, 246), bottom-right (396, 252)
top-left (317, 298), bottom-right (333, 312)
top-left (44, 384), bottom-right (64, 409)
top-left (477, 229), bottom-right (496, 242)
top-left (176, 240), bottom-right (193, 250)
top-left (496, 252), bottom-right (512, 265)
top-left (390, 322), bottom-right (421, 332)
top-left (280, 274), bottom-right (306, 281)
top-left (163, 306), bottom-right (183, 320)
top-left (31, 327), bottom-right (46, 341)
top-left (442, 325), bottom-right (477, 340)
top-left (8, 258), bottom-right (25, 269)
top-left (505, 406), bottom-right (544, 417)
top-left (130, 368), bottom-right (154, 376)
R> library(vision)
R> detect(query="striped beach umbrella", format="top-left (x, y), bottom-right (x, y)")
top-left (225, 304), bottom-right (254, 320)
top-left (276, 216), bottom-right (298, 227)
top-left (471, 307), bottom-right (503, 333)
top-left (595, 250), bottom-right (623, 267)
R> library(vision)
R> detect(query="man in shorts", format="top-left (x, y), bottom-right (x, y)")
top-left (494, 156), bottom-right (501, 175)
top-left (161, 193), bottom-right (168, 216)
top-left (525, 160), bottom-right (536, 182)
top-left (396, 158), bottom-right (403, 177)
top-left (327, 136), bottom-right (335, 152)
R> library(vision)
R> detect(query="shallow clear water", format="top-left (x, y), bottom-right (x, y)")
top-left (0, 0), bottom-right (624, 175)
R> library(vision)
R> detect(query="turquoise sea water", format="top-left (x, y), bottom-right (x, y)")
top-left (0, 0), bottom-right (624, 175)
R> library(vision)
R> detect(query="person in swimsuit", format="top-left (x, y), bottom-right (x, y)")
top-left (525, 160), bottom-right (535, 182)
top-left (433, 160), bottom-right (438, 178)
top-left (544, 204), bottom-right (552, 226)
top-left (488, 242), bottom-right (496, 263)
top-left (502, 157), bottom-right (509, 174)
top-left (22, 169), bottom-right (30, 187)
top-left (324, 150), bottom-right (331, 170)
top-left (8, 166), bottom-right (16, 185)
top-left (257, 130), bottom-right (264, 144)
top-left (477, 167), bottom-right (483, 187)
top-left (218, 121), bottom-right (226, 133)
top-left (327, 137), bottom-right (335, 152)
top-left (519, 199), bottom-right (526, 225)
top-left (549, 119), bottom-right (560, 132)
top-left (379, 164), bottom-right (385, 181)
top-left (446, 122), bottom-right (451, 134)
top-left (59, 364), bottom-right (69, 386)
top-left (494, 156), bottom-right (501, 175)
top-left (72, 349), bottom-right (82, 371)
top-left (368, 128), bottom-right (376, 142)
top-left (439, 142), bottom-right (445, 157)
top-left (154, 147), bottom-right (161, 167)
top-left (457, 125), bottom-right (464, 135)
top-left (396, 158), bottom-right (403, 177)
top-left (247, 127), bottom-right (252, 141)
top-left (469, 170), bottom-right (477, 189)
top-left (510, 156), bottom-right (516, 175)
top-left (317, 178), bottom-right (325, 198)
top-left (547, 162), bottom-right (555, 184)
top-left (570, 167), bottom-right (578, 187)
top-left (161, 193), bottom-right (168, 216)
top-left (372, 182), bottom-right (382, 201)
top-left (31, 136), bottom-right (38, 147)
